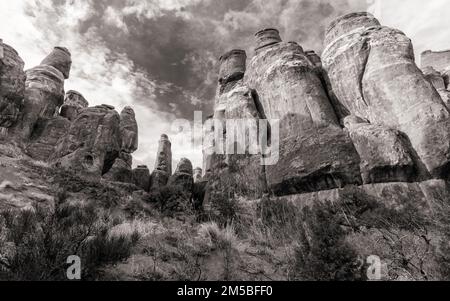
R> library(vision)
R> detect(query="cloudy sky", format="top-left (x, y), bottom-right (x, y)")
top-left (0, 0), bottom-right (449, 170)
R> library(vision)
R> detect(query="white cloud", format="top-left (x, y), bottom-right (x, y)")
top-left (369, 0), bottom-right (450, 62)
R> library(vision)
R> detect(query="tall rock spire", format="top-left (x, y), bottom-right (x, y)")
top-left (150, 134), bottom-right (172, 190)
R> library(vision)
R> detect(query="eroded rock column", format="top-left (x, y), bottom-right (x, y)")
top-left (150, 134), bottom-right (172, 190)
top-left (15, 47), bottom-right (71, 140)
top-left (244, 29), bottom-right (362, 196)
top-left (323, 12), bottom-right (450, 178)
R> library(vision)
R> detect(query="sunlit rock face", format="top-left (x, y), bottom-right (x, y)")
top-left (0, 40), bottom-right (26, 130)
top-left (51, 105), bottom-right (122, 177)
top-left (244, 33), bottom-right (362, 196)
top-left (323, 12), bottom-right (450, 179)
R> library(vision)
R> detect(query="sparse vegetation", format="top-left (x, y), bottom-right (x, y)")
top-left (0, 191), bottom-right (139, 281)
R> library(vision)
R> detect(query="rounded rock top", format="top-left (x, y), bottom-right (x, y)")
top-left (255, 28), bottom-right (282, 51)
top-left (325, 12), bottom-right (381, 46)
top-left (219, 49), bottom-right (246, 62)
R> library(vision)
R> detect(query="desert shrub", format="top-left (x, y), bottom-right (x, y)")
top-left (292, 200), bottom-right (365, 281)
top-left (289, 188), bottom-right (444, 281)
top-left (149, 185), bottom-right (195, 217)
top-left (198, 222), bottom-right (240, 280)
top-left (0, 193), bottom-right (139, 281)
top-left (204, 172), bottom-right (242, 227)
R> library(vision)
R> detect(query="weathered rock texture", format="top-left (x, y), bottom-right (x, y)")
top-left (103, 151), bottom-right (133, 183)
top-left (343, 116), bottom-right (416, 184)
top-left (322, 12), bottom-right (450, 179)
top-left (208, 49), bottom-right (268, 198)
top-left (120, 106), bottom-right (138, 153)
top-left (40, 47), bottom-right (72, 79)
top-left (25, 116), bottom-right (71, 161)
top-left (52, 105), bottom-right (122, 177)
top-left (421, 50), bottom-right (450, 73)
top-left (422, 67), bottom-right (450, 109)
top-left (168, 158), bottom-right (194, 193)
top-left (14, 48), bottom-right (70, 140)
top-left (60, 90), bottom-right (88, 121)
top-left (244, 36), bottom-right (362, 196)
top-left (193, 167), bottom-right (203, 183)
top-left (0, 40), bottom-right (26, 130)
top-left (150, 134), bottom-right (172, 190)
top-left (133, 165), bottom-right (151, 192)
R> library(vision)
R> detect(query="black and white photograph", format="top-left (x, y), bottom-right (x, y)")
top-left (0, 0), bottom-right (449, 289)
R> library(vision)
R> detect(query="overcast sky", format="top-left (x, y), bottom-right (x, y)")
top-left (1, 0), bottom-right (449, 170)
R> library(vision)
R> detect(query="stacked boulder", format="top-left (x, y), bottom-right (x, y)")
top-left (322, 12), bottom-right (450, 179)
top-left (0, 39), bottom-right (26, 137)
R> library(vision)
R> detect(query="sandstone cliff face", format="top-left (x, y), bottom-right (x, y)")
top-left (244, 34), bottom-right (362, 196)
top-left (343, 116), bottom-right (416, 184)
top-left (25, 116), bottom-right (71, 161)
top-left (52, 105), bottom-right (122, 177)
top-left (0, 40), bottom-right (26, 130)
top-left (40, 47), bottom-right (72, 80)
top-left (322, 12), bottom-right (450, 179)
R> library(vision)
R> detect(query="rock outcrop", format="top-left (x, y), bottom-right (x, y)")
top-left (103, 151), bottom-right (133, 183)
top-left (133, 165), bottom-right (151, 192)
top-left (168, 158), bottom-right (194, 194)
top-left (150, 134), bottom-right (172, 191)
top-left (60, 90), bottom-right (89, 121)
top-left (40, 47), bottom-right (72, 79)
top-left (193, 167), bottom-right (203, 183)
top-left (422, 67), bottom-right (450, 109)
top-left (244, 33), bottom-right (362, 196)
top-left (52, 105), bottom-right (122, 177)
top-left (343, 116), bottom-right (417, 184)
top-left (120, 106), bottom-right (138, 153)
top-left (421, 49), bottom-right (450, 73)
top-left (323, 12), bottom-right (450, 179)
top-left (14, 48), bottom-right (70, 140)
top-left (0, 40), bottom-right (26, 131)
top-left (25, 116), bottom-right (71, 161)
